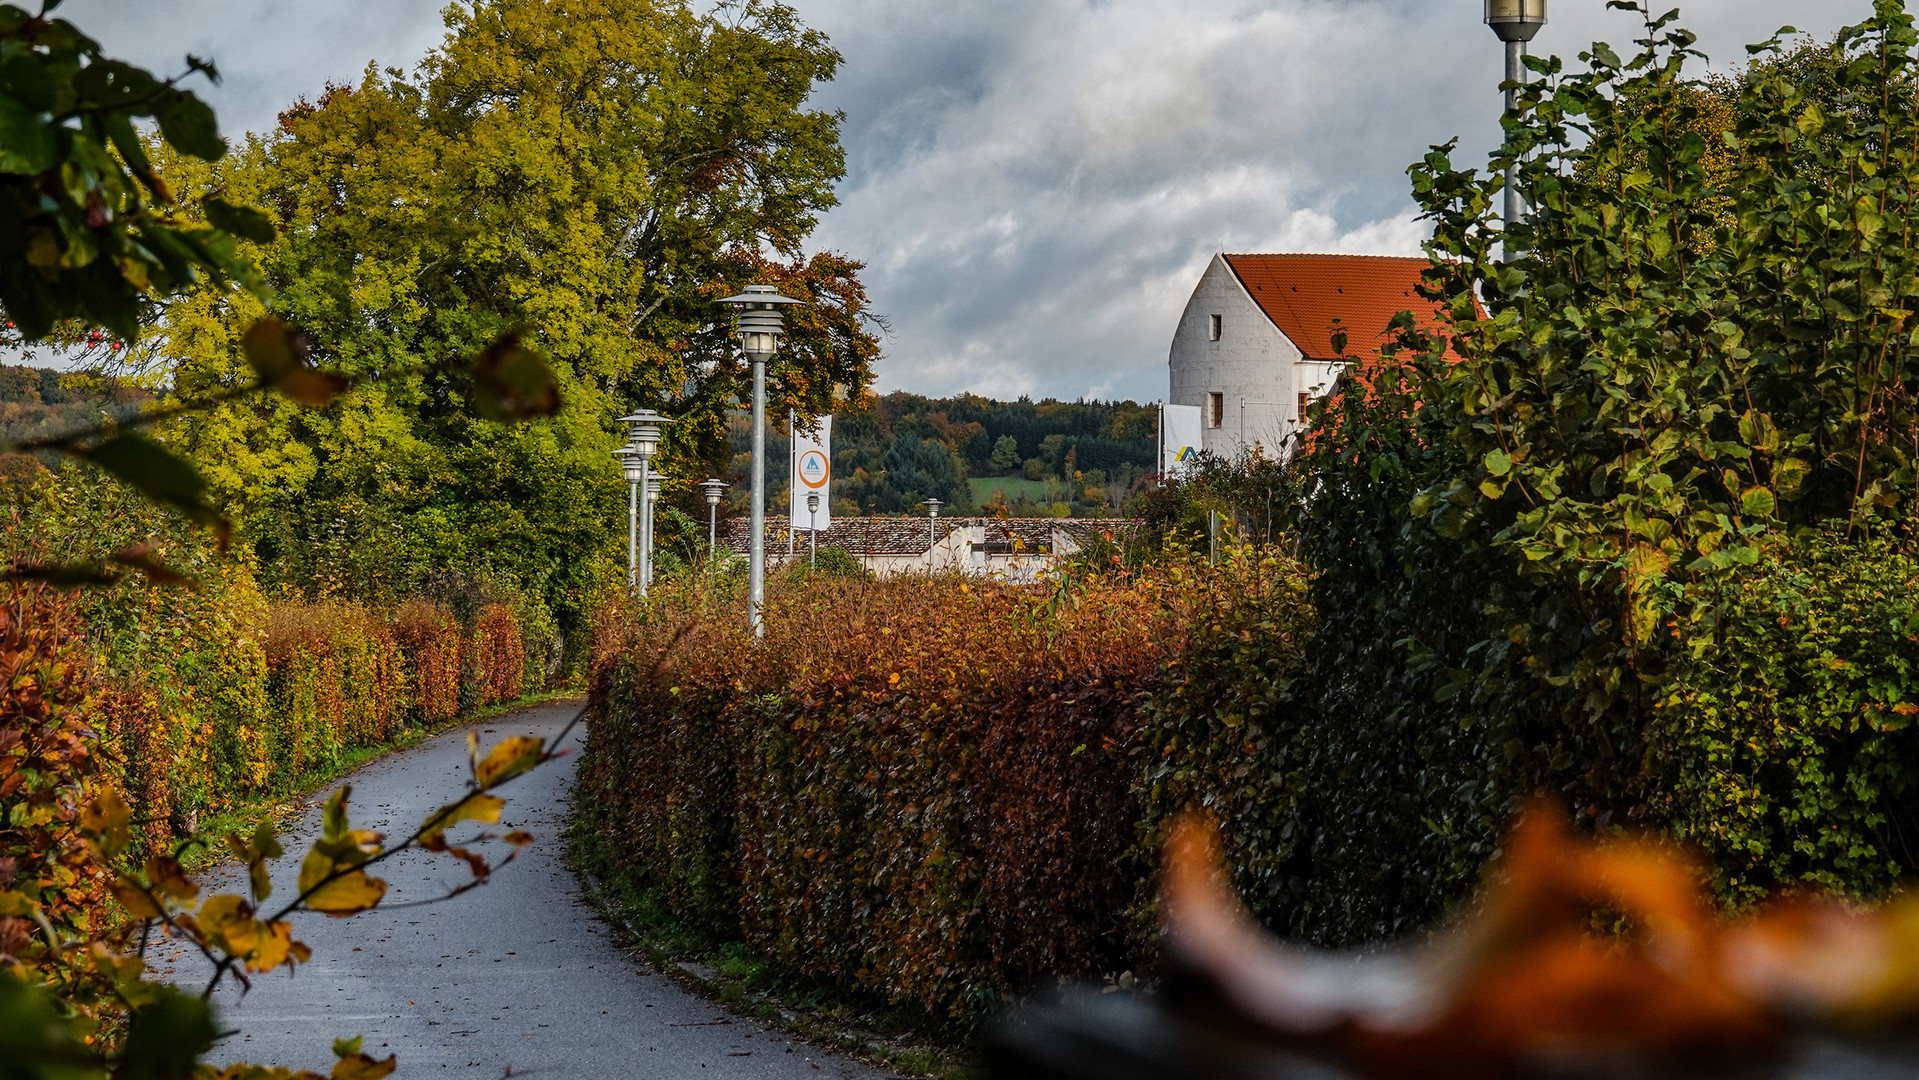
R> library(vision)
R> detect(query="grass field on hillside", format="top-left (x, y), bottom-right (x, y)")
top-left (970, 476), bottom-right (1053, 506)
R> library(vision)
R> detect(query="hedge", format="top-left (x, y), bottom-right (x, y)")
top-left (578, 552), bottom-right (1312, 1029)
top-left (0, 468), bottom-right (564, 853)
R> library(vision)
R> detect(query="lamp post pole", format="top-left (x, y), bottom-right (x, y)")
top-left (1485, 0), bottom-right (1546, 251)
top-left (700, 478), bottom-right (728, 567)
top-left (612, 445), bottom-right (642, 593)
top-left (788, 408), bottom-right (798, 563)
top-left (644, 475), bottom-right (663, 588)
top-left (718, 285), bottom-right (804, 638)
top-left (639, 453), bottom-right (651, 588)
top-left (614, 410), bottom-right (671, 597)
top-left (922, 497), bottom-right (942, 568)
top-left (807, 492), bottom-right (820, 568)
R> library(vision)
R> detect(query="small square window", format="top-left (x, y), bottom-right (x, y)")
top-left (1209, 392), bottom-right (1224, 428)
top-left (1208, 314), bottom-right (1222, 341)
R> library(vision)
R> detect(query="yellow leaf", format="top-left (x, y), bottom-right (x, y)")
top-left (146, 855), bottom-right (200, 906)
top-left (420, 793), bottom-right (504, 841)
top-left (111, 879), bottom-right (164, 920)
top-left (82, 789), bottom-right (131, 859)
top-left (302, 866), bottom-right (387, 917)
top-left (88, 941), bottom-right (143, 983)
top-left (474, 736), bottom-right (542, 790)
top-left (331, 1053), bottom-right (397, 1080)
top-left (247, 919), bottom-right (298, 972)
top-left (199, 894), bottom-right (261, 957)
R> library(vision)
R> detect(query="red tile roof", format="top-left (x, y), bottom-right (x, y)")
top-left (1222, 253), bottom-right (1458, 361)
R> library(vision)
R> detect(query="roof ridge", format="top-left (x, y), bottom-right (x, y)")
top-left (1214, 252), bottom-right (1457, 361)
top-left (1223, 252), bottom-right (1430, 262)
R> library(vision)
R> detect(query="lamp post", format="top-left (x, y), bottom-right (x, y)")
top-left (699, 478), bottom-right (728, 565)
top-left (615, 409), bottom-right (673, 597)
top-left (612, 444), bottom-right (643, 592)
top-left (644, 474), bottom-right (664, 588)
top-left (1485, 0), bottom-right (1546, 243)
top-left (806, 491), bottom-right (820, 568)
top-left (921, 497), bottom-right (942, 567)
top-left (718, 284), bottom-right (803, 637)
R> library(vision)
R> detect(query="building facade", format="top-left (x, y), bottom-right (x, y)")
top-left (1168, 253), bottom-right (1449, 458)
top-left (720, 517), bottom-right (1133, 582)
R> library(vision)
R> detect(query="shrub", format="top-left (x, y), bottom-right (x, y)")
top-left (263, 602), bottom-right (405, 777)
top-left (0, 583), bottom-right (114, 970)
top-left (580, 554), bottom-right (1314, 1028)
top-left (1647, 531), bottom-right (1919, 904)
top-left (393, 599), bottom-right (461, 724)
top-left (470, 603), bottom-right (524, 706)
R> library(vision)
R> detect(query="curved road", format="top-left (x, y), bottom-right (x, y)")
top-left (155, 701), bottom-right (899, 1080)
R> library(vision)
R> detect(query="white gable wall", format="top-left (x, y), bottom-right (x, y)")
top-left (1168, 254), bottom-right (1309, 459)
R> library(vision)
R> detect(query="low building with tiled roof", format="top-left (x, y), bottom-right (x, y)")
top-left (719, 517), bottom-right (1137, 580)
top-left (1169, 253), bottom-right (1454, 459)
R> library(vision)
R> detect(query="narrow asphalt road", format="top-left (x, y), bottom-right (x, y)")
top-left (154, 701), bottom-right (901, 1080)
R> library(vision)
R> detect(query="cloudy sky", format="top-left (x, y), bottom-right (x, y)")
top-left (67, 0), bottom-right (1858, 402)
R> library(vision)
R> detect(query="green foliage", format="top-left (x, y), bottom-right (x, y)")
top-left (988, 435), bottom-right (1020, 472)
top-left (1648, 532), bottom-right (1919, 904)
top-left (807, 544), bottom-right (868, 579)
top-left (147, 0), bottom-right (877, 642)
top-left (1268, 1), bottom-right (1919, 935)
top-left (0, 3), bottom-right (271, 342)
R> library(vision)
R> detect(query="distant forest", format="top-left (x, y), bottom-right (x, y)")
top-left (723, 392), bottom-right (1159, 518)
top-left (2, 369), bottom-right (1159, 521)
top-left (0, 365), bottom-right (151, 454)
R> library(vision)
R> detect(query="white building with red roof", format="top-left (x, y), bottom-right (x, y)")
top-left (1168, 253), bottom-right (1451, 458)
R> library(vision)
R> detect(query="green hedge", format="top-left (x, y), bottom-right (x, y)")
top-left (1648, 534), bottom-right (1919, 904)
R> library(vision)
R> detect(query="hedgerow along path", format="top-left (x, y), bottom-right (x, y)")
top-left (153, 700), bottom-right (899, 1080)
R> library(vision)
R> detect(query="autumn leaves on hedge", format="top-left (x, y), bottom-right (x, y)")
top-left (578, 554), bottom-right (1315, 1028)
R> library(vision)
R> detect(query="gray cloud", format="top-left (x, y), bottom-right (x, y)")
top-left (67, 0), bottom-right (1863, 401)
top-left (61, 0), bottom-right (447, 136)
top-left (800, 0), bottom-right (1859, 401)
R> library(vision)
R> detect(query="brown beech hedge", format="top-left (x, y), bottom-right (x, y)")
top-left (578, 551), bottom-right (1314, 1028)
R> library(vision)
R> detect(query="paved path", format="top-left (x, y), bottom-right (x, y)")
top-left (155, 702), bottom-right (899, 1080)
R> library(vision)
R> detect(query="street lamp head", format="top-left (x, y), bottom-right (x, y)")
top-left (612, 444), bottom-right (644, 483)
top-left (616, 409), bottom-right (674, 457)
top-left (921, 497), bottom-right (942, 519)
top-left (1485, 0), bottom-right (1545, 42)
top-left (645, 475), bottom-right (664, 502)
top-left (717, 284), bottom-right (804, 361)
top-left (807, 492), bottom-right (820, 513)
top-left (699, 477), bottom-right (729, 507)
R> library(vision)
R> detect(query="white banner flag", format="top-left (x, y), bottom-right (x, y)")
top-left (1160, 403), bottom-right (1202, 479)
top-left (790, 415), bottom-right (832, 530)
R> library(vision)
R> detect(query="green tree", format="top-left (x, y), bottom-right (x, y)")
top-left (1287, 0), bottom-right (1919, 915)
top-left (147, 0), bottom-right (879, 628)
top-left (989, 433), bottom-right (1020, 472)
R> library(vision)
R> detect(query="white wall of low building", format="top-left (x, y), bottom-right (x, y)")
top-left (755, 520), bottom-right (1102, 581)
top-left (1168, 254), bottom-right (1341, 459)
